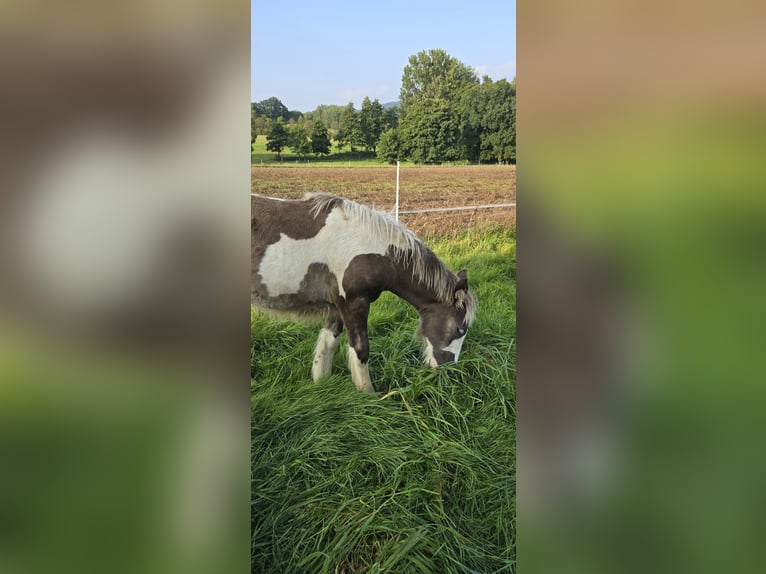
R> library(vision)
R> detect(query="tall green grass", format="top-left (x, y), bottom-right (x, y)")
top-left (252, 226), bottom-right (515, 573)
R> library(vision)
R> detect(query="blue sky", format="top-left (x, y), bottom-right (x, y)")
top-left (251, 0), bottom-right (516, 112)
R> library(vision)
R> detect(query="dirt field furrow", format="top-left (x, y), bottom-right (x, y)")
top-left (251, 165), bottom-right (516, 237)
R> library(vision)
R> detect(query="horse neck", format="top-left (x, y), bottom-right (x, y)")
top-left (387, 250), bottom-right (446, 313)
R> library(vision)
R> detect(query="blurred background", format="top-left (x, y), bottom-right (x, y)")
top-left (518, 1), bottom-right (766, 573)
top-left (0, 2), bottom-right (250, 573)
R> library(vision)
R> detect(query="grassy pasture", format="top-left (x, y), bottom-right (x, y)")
top-left (251, 227), bottom-right (516, 573)
top-left (252, 134), bottom-right (389, 167)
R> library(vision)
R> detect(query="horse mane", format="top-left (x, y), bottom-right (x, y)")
top-left (306, 192), bottom-right (476, 324)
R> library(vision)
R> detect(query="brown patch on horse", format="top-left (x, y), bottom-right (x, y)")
top-left (251, 261), bottom-right (340, 318)
top-left (251, 194), bottom-right (341, 308)
top-left (341, 254), bottom-right (395, 302)
top-left (251, 194), bottom-right (339, 248)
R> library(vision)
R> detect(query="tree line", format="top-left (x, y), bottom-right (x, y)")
top-left (251, 49), bottom-right (515, 164)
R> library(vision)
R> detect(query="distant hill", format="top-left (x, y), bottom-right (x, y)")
top-left (382, 101), bottom-right (400, 109)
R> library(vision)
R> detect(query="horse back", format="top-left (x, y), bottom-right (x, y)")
top-left (251, 195), bottom-right (340, 316)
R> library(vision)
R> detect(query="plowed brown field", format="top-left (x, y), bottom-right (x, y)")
top-left (251, 165), bottom-right (516, 237)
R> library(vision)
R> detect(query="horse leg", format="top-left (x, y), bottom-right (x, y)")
top-left (341, 297), bottom-right (374, 393)
top-left (311, 316), bottom-right (343, 381)
top-left (347, 345), bottom-right (373, 393)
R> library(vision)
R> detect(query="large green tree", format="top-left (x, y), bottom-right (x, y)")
top-left (310, 119), bottom-right (331, 156)
top-left (399, 98), bottom-right (464, 163)
top-left (383, 106), bottom-right (399, 130)
top-left (462, 77), bottom-right (516, 164)
top-left (265, 118), bottom-right (289, 159)
top-left (376, 128), bottom-right (402, 164)
top-left (253, 97), bottom-right (289, 121)
top-left (400, 49), bottom-right (479, 111)
top-left (335, 102), bottom-right (363, 152)
top-left (289, 122), bottom-right (312, 158)
top-left (359, 97), bottom-right (385, 153)
top-left (397, 49), bottom-right (479, 163)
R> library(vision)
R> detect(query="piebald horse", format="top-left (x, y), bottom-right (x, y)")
top-left (251, 193), bottom-right (476, 392)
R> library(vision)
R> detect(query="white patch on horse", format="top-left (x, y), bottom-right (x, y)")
top-left (312, 327), bottom-right (340, 381)
top-left (442, 334), bottom-right (466, 362)
top-left (348, 347), bottom-right (374, 392)
top-left (259, 208), bottom-right (406, 298)
top-left (424, 339), bottom-right (438, 368)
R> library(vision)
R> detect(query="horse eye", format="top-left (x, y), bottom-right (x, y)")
top-left (457, 327), bottom-right (466, 337)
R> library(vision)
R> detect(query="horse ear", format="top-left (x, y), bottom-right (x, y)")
top-left (455, 269), bottom-right (468, 292)
top-left (454, 269), bottom-right (468, 306)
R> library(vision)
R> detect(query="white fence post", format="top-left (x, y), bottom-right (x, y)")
top-left (395, 161), bottom-right (400, 221)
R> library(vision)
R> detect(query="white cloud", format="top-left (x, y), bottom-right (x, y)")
top-left (474, 59), bottom-right (516, 80)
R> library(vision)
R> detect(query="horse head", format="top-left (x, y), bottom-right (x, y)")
top-left (417, 269), bottom-right (476, 367)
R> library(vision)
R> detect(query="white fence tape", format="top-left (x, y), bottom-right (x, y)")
top-left (395, 203), bottom-right (516, 215)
